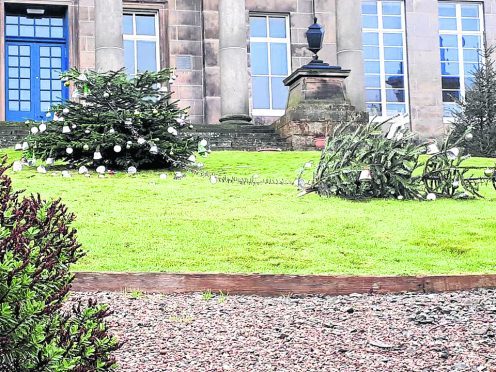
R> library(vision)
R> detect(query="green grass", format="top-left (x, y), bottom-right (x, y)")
top-left (2, 148), bottom-right (496, 276)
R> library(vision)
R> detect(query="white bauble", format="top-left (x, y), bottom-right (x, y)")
top-left (153, 109), bottom-right (158, 114)
top-left (199, 139), bottom-right (208, 147)
top-left (149, 145), bottom-right (158, 154)
top-left (46, 158), bottom-right (54, 165)
top-left (37, 165), bottom-right (47, 174)
top-left (31, 127), bottom-right (39, 134)
top-left (96, 166), bottom-right (106, 174)
top-left (171, 129), bottom-right (178, 136)
top-left (127, 166), bottom-right (137, 175)
top-left (62, 126), bottom-right (71, 134)
top-left (113, 145), bottom-right (122, 153)
top-left (83, 144), bottom-right (90, 151)
top-left (137, 138), bottom-right (146, 145)
top-left (14, 143), bottom-right (22, 151)
top-left (210, 175), bottom-right (218, 184)
top-left (426, 193), bottom-right (437, 201)
top-left (85, 129), bottom-right (91, 134)
top-left (12, 161), bottom-right (23, 172)
top-left (109, 128), bottom-right (115, 134)
top-left (46, 112), bottom-right (52, 118)
top-left (71, 124), bottom-right (77, 129)
top-left (79, 166), bottom-right (89, 174)
top-left (160, 173), bottom-right (168, 180)
top-left (66, 147), bottom-right (74, 155)
top-left (63, 108), bottom-right (70, 114)
top-left (39, 123), bottom-right (47, 133)
top-left (397, 195), bottom-right (404, 200)
top-left (167, 127), bottom-right (174, 134)
top-left (93, 151), bottom-right (102, 160)
top-left (103, 92), bottom-right (110, 98)
top-left (465, 133), bottom-right (473, 141)
top-left (188, 155), bottom-right (196, 163)
top-left (78, 73), bottom-right (88, 81)
top-left (22, 142), bottom-right (29, 150)
top-left (62, 170), bottom-right (71, 178)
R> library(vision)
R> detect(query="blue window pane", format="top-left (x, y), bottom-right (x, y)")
top-left (124, 40), bottom-right (135, 74)
top-left (385, 75), bottom-right (404, 88)
top-left (362, 2), bottom-right (377, 15)
top-left (51, 70), bottom-right (61, 79)
top-left (367, 103), bottom-right (382, 115)
top-left (51, 47), bottom-right (61, 57)
top-left (35, 18), bottom-right (49, 26)
top-left (439, 18), bottom-right (457, 31)
top-left (271, 77), bottom-right (288, 110)
top-left (137, 41), bottom-right (157, 72)
top-left (6, 25), bottom-right (19, 36)
top-left (441, 62), bottom-right (459, 75)
top-left (362, 15), bottom-right (378, 28)
top-left (382, 2), bottom-right (401, 15)
top-left (464, 62), bottom-right (479, 75)
top-left (270, 43), bottom-right (288, 75)
top-left (9, 79), bottom-right (19, 89)
top-left (40, 58), bottom-right (50, 68)
top-left (20, 79), bottom-right (30, 89)
top-left (382, 16), bottom-right (401, 29)
top-left (463, 49), bottom-right (480, 62)
top-left (384, 47), bottom-right (403, 60)
top-left (9, 102), bottom-right (19, 111)
top-left (52, 80), bottom-right (62, 90)
top-left (9, 68), bottom-right (19, 78)
top-left (439, 4), bottom-right (456, 17)
top-left (20, 25), bottom-right (34, 37)
top-left (20, 91), bottom-right (30, 100)
top-left (20, 57), bottom-right (30, 67)
top-left (363, 46), bottom-right (380, 60)
top-left (6, 16), bottom-right (18, 24)
top-left (36, 26), bottom-right (50, 38)
top-left (443, 90), bottom-right (460, 102)
top-left (362, 32), bottom-right (379, 46)
top-left (443, 103), bottom-right (458, 117)
top-left (19, 46), bottom-right (30, 56)
top-left (123, 15), bottom-right (133, 34)
top-left (52, 92), bottom-right (60, 101)
top-left (9, 90), bottom-right (19, 100)
top-left (365, 61), bottom-right (380, 74)
top-left (252, 77), bottom-right (270, 109)
top-left (40, 47), bottom-right (50, 57)
top-left (51, 27), bottom-right (64, 38)
top-left (250, 43), bottom-right (269, 75)
top-left (440, 34), bottom-right (458, 47)
top-left (462, 35), bottom-right (481, 49)
top-left (386, 89), bottom-right (405, 102)
top-left (383, 33), bottom-right (402, 46)
top-left (8, 57), bottom-right (18, 67)
top-left (20, 17), bottom-right (34, 25)
top-left (440, 48), bottom-right (459, 62)
top-left (386, 104), bottom-right (406, 115)
top-left (51, 18), bottom-right (63, 26)
top-left (269, 18), bottom-right (286, 38)
top-left (40, 69), bottom-right (50, 79)
top-left (365, 75), bottom-right (381, 88)
top-left (442, 76), bottom-right (460, 90)
top-left (465, 77), bottom-right (475, 89)
top-left (250, 17), bottom-right (267, 37)
top-left (41, 102), bottom-right (51, 112)
top-left (461, 5), bottom-right (479, 17)
top-left (41, 91), bottom-right (51, 101)
top-left (462, 19), bottom-right (480, 32)
top-left (8, 45), bottom-right (19, 56)
top-left (136, 15), bottom-right (156, 36)
top-left (52, 58), bottom-right (61, 68)
top-left (41, 80), bottom-right (51, 90)
top-left (20, 101), bottom-right (30, 112)
top-left (366, 89), bottom-right (381, 102)
top-left (384, 61), bottom-right (403, 74)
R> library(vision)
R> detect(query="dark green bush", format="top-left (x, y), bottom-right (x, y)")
top-left (0, 157), bottom-right (119, 370)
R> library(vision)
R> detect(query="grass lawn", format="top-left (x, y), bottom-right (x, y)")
top-left (2, 148), bottom-right (496, 276)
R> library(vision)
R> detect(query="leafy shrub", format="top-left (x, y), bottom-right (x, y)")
top-left (0, 157), bottom-right (119, 370)
top-left (451, 45), bottom-right (496, 158)
top-left (25, 68), bottom-right (199, 170)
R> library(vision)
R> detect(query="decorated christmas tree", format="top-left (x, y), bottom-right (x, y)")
top-left (25, 68), bottom-right (200, 171)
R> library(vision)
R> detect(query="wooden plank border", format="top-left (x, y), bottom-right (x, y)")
top-left (72, 273), bottom-right (496, 296)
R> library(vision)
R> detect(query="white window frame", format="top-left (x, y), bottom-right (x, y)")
top-left (362, 0), bottom-right (410, 120)
top-left (123, 11), bottom-right (160, 75)
top-left (249, 14), bottom-right (291, 117)
top-left (438, 1), bottom-right (484, 121)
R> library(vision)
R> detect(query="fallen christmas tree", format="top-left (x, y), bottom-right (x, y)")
top-left (24, 68), bottom-right (201, 171)
top-left (298, 115), bottom-right (496, 200)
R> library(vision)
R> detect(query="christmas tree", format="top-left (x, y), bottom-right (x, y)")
top-left (25, 68), bottom-right (200, 171)
top-left (451, 45), bottom-right (496, 158)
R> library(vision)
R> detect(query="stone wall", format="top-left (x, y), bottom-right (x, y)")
top-left (0, 123), bottom-right (28, 149)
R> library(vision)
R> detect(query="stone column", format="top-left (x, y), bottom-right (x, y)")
top-left (218, 0), bottom-right (252, 124)
top-left (95, 0), bottom-right (124, 72)
top-left (335, 0), bottom-right (365, 111)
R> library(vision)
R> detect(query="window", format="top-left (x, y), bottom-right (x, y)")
top-left (5, 15), bottom-right (64, 39)
top-left (438, 2), bottom-right (483, 117)
top-left (123, 12), bottom-right (159, 75)
top-left (361, 1), bottom-right (409, 117)
top-left (249, 15), bottom-right (291, 115)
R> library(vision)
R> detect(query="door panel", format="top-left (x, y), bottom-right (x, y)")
top-left (6, 43), bottom-right (34, 121)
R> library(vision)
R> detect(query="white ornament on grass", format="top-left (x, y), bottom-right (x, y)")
top-left (210, 175), bottom-right (218, 184)
top-left (127, 166), bottom-right (137, 175)
top-left (188, 155), bottom-right (196, 163)
top-left (14, 143), bottom-right (22, 150)
top-left (62, 170), bottom-right (71, 178)
top-left (37, 165), bottom-right (47, 174)
top-left (12, 161), bottom-right (23, 172)
top-left (426, 193), bottom-right (437, 201)
top-left (113, 145), bottom-right (122, 153)
top-left (79, 166), bottom-right (89, 174)
top-left (96, 166), bottom-right (106, 174)
top-left (397, 195), bottom-right (404, 200)
top-left (160, 173), bottom-right (168, 180)
top-left (46, 158), bottom-right (54, 165)
top-left (22, 142), bottom-right (29, 150)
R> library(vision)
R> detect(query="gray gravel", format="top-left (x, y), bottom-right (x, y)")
top-left (69, 289), bottom-right (496, 371)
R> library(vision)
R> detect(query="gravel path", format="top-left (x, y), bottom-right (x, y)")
top-left (69, 289), bottom-right (496, 371)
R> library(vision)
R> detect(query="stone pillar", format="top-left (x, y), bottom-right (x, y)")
top-left (335, 0), bottom-right (366, 111)
top-left (405, 0), bottom-right (444, 139)
top-left (218, 0), bottom-right (251, 124)
top-left (95, 0), bottom-right (124, 72)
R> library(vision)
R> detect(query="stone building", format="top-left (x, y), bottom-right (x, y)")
top-left (0, 0), bottom-right (496, 140)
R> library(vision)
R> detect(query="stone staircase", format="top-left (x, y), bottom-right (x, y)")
top-left (190, 124), bottom-right (292, 151)
top-left (0, 123), bottom-right (28, 149)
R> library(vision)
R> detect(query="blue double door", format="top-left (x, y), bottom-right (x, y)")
top-left (5, 14), bottom-right (68, 122)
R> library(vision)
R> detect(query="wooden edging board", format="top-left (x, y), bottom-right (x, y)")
top-left (72, 273), bottom-right (496, 296)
